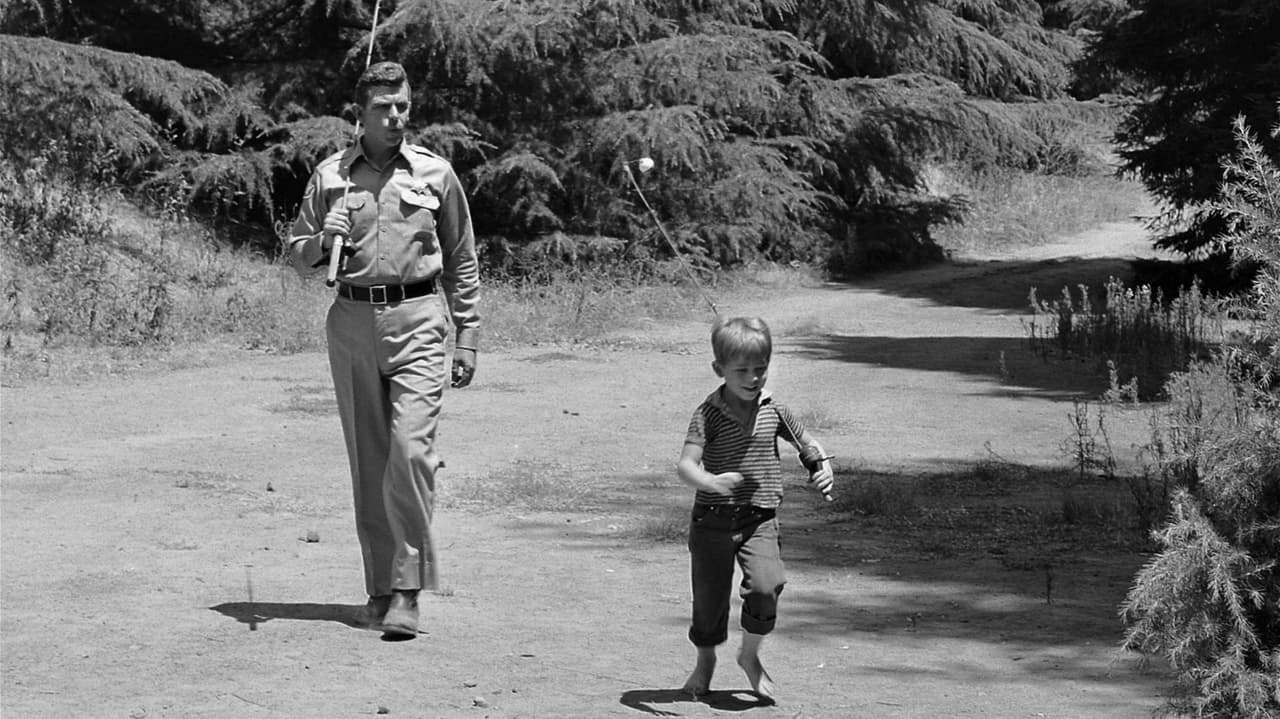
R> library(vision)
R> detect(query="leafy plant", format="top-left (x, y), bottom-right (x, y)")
top-left (1026, 276), bottom-right (1224, 400)
top-left (7, 0), bottom-right (1126, 273)
top-left (1076, 0), bottom-right (1280, 255)
top-left (1120, 113), bottom-right (1280, 719)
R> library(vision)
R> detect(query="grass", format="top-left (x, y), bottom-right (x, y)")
top-left (626, 505), bottom-right (690, 542)
top-left (1026, 277), bottom-right (1228, 400)
top-left (442, 461), bottom-right (593, 511)
top-left (1, 156), bottom-right (1153, 384)
top-left (930, 163), bottom-right (1153, 258)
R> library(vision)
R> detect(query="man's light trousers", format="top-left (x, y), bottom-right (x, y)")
top-left (327, 293), bottom-right (447, 595)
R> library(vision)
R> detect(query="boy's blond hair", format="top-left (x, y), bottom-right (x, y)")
top-left (711, 316), bottom-right (772, 364)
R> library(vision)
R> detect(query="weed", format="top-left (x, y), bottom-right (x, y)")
top-left (1061, 399), bottom-right (1117, 483)
top-left (1027, 277), bottom-right (1225, 400)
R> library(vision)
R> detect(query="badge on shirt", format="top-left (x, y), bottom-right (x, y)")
top-left (402, 181), bottom-right (440, 211)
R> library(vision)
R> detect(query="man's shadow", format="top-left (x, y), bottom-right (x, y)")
top-left (619, 688), bottom-right (772, 715)
top-left (209, 601), bottom-right (369, 631)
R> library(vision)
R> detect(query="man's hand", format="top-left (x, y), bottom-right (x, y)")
top-left (451, 348), bottom-right (477, 388)
top-left (704, 471), bottom-right (744, 496)
top-left (321, 207), bottom-right (352, 250)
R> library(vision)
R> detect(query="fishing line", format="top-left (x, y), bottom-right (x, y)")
top-left (623, 160), bottom-right (719, 316)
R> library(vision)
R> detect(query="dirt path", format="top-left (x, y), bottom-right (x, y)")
top-left (1, 222), bottom-right (1173, 718)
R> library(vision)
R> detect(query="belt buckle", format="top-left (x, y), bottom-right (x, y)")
top-left (369, 284), bottom-right (388, 305)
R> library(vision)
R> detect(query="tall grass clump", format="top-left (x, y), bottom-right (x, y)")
top-left (0, 156), bottom-right (331, 378)
top-left (930, 163), bottom-right (1152, 258)
top-left (1119, 113), bottom-right (1280, 718)
top-left (482, 262), bottom-right (706, 349)
top-left (0, 159), bottom-right (173, 349)
top-left (0, 154), bottom-right (715, 378)
top-left (1026, 276), bottom-right (1225, 400)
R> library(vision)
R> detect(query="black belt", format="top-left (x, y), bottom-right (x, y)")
top-left (337, 278), bottom-right (436, 304)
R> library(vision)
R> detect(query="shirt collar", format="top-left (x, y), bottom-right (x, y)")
top-left (340, 137), bottom-right (411, 172)
top-left (706, 386), bottom-right (772, 413)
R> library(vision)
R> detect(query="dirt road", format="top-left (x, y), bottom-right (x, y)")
top-left (1, 222), bottom-right (1173, 718)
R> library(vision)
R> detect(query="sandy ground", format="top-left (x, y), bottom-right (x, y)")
top-left (1, 219), bottom-right (1178, 718)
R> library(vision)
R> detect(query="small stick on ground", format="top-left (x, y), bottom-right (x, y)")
top-left (245, 565), bottom-right (257, 631)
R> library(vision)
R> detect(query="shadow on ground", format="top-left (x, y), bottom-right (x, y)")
top-left (511, 461), bottom-right (1156, 688)
top-left (843, 257), bottom-right (1147, 312)
top-left (619, 688), bottom-right (771, 715)
top-left (790, 333), bottom-right (1108, 399)
top-left (209, 601), bottom-right (369, 630)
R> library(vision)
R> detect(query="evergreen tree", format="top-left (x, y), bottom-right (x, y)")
top-left (374, 0), bottom-right (1108, 272)
top-left (1121, 112), bottom-right (1280, 719)
top-left (1076, 0), bottom-right (1280, 254)
top-left (3, 0), bottom-right (1116, 270)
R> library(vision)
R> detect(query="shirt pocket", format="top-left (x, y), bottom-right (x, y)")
top-left (401, 188), bottom-right (440, 252)
top-left (401, 188), bottom-right (440, 215)
top-left (326, 187), bottom-right (370, 223)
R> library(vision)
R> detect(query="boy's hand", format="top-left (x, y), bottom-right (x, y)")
top-left (705, 472), bottom-right (744, 496)
top-left (810, 462), bottom-right (834, 501)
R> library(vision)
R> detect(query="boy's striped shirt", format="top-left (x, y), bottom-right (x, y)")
top-left (684, 388), bottom-right (804, 509)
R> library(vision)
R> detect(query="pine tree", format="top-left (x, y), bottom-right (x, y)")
top-left (1076, 0), bottom-right (1280, 254)
top-left (371, 0), bottom-right (1105, 272)
top-left (1121, 113), bottom-right (1280, 719)
top-left (3, 0), bottom-right (1117, 269)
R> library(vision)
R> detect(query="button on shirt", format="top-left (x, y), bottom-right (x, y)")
top-left (288, 139), bottom-right (480, 348)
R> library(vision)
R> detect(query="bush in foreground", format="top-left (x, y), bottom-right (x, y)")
top-left (1120, 113), bottom-right (1280, 719)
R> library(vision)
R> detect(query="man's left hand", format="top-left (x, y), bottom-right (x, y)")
top-left (451, 348), bottom-right (477, 388)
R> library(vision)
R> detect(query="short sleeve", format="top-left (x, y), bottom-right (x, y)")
top-left (772, 403), bottom-right (804, 444)
top-left (684, 406), bottom-right (708, 448)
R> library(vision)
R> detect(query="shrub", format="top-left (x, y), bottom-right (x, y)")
top-left (1026, 276), bottom-right (1225, 400)
top-left (1120, 112), bottom-right (1280, 719)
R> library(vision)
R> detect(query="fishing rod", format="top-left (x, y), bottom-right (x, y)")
top-left (327, 0), bottom-right (384, 287)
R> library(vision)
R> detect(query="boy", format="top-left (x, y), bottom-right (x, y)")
top-left (676, 316), bottom-right (835, 700)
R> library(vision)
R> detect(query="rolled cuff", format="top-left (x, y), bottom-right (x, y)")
top-left (455, 327), bottom-right (480, 351)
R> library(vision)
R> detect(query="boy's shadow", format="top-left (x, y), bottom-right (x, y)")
top-left (209, 601), bottom-right (368, 631)
top-left (620, 688), bottom-right (773, 715)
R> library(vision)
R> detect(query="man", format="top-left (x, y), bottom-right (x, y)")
top-left (288, 61), bottom-right (480, 639)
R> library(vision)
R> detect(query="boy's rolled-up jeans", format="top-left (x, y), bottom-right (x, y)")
top-left (687, 503), bottom-right (786, 646)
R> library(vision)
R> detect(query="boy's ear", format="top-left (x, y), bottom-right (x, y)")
top-left (711, 361), bottom-right (724, 378)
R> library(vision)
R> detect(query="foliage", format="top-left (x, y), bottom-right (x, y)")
top-left (0, 34), bottom-right (226, 174)
top-left (1026, 277), bottom-right (1224, 400)
top-left (783, 0), bottom-right (1082, 101)
top-left (4, 0), bottom-right (1121, 273)
top-left (1076, 0), bottom-right (1280, 254)
top-left (1218, 112), bottom-right (1280, 376)
top-left (0, 160), bottom-right (175, 346)
top-left (1120, 114), bottom-right (1280, 719)
top-left (931, 163), bottom-right (1149, 257)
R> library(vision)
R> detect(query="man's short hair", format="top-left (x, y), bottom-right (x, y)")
top-left (355, 61), bottom-right (409, 106)
top-left (711, 316), bottom-right (772, 365)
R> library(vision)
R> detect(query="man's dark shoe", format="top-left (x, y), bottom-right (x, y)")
top-left (365, 594), bottom-right (391, 628)
top-left (381, 590), bottom-right (419, 638)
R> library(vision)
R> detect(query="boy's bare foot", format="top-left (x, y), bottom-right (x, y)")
top-left (736, 650), bottom-right (776, 700)
top-left (737, 632), bottom-right (776, 700)
top-left (683, 647), bottom-right (716, 698)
